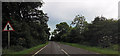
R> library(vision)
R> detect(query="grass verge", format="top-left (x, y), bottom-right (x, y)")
top-left (2, 42), bottom-right (48, 56)
top-left (60, 42), bottom-right (118, 54)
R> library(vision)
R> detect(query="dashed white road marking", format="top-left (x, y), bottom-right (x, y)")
top-left (61, 49), bottom-right (70, 56)
top-left (32, 45), bottom-right (47, 56)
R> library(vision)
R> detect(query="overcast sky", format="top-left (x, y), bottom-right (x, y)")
top-left (42, 0), bottom-right (119, 32)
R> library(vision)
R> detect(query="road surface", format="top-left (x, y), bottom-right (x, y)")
top-left (32, 41), bottom-right (99, 56)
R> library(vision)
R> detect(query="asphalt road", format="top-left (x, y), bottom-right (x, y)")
top-left (32, 41), bottom-right (98, 56)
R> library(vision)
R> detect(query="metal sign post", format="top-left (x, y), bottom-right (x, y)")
top-left (8, 31), bottom-right (10, 48)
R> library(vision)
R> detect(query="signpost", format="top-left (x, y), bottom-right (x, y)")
top-left (3, 21), bottom-right (15, 48)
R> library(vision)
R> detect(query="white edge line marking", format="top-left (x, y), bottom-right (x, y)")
top-left (32, 45), bottom-right (47, 56)
top-left (61, 49), bottom-right (70, 56)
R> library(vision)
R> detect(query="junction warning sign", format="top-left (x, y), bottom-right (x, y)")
top-left (3, 21), bottom-right (15, 31)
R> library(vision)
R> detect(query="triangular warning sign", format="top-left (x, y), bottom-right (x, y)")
top-left (3, 21), bottom-right (15, 31)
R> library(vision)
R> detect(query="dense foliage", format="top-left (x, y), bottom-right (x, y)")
top-left (52, 15), bottom-right (118, 50)
top-left (2, 2), bottom-right (50, 50)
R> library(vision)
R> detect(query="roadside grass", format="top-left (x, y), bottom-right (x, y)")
top-left (2, 42), bottom-right (48, 56)
top-left (60, 42), bottom-right (118, 54)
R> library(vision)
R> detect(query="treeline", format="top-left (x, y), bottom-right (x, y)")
top-left (2, 2), bottom-right (50, 51)
top-left (51, 15), bottom-right (119, 50)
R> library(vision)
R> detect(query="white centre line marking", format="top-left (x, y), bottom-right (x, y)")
top-left (61, 49), bottom-right (70, 56)
top-left (32, 45), bottom-right (47, 56)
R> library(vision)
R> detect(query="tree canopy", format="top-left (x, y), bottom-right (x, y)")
top-left (2, 2), bottom-right (50, 49)
top-left (52, 15), bottom-right (118, 49)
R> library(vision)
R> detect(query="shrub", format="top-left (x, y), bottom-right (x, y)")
top-left (110, 44), bottom-right (118, 51)
top-left (9, 45), bottom-right (26, 51)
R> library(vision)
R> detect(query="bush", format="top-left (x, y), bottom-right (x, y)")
top-left (2, 48), bottom-right (14, 54)
top-left (110, 44), bottom-right (118, 51)
top-left (9, 45), bottom-right (26, 51)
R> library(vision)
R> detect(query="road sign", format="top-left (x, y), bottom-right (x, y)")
top-left (3, 21), bottom-right (15, 31)
top-left (3, 21), bottom-right (15, 48)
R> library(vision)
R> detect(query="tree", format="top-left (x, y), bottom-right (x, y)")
top-left (52, 22), bottom-right (70, 41)
top-left (84, 16), bottom-right (118, 47)
top-left (71, 15), bottom-right (86, 33)
top-left (2, 2), bottom-right (50, 49)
